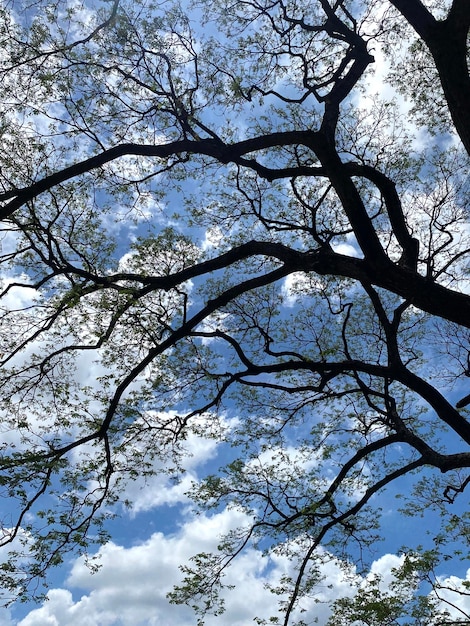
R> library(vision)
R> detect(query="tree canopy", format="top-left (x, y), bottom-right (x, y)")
top-left (0, 0), bottom-right (469, 623)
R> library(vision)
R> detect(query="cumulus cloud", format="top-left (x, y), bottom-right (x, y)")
top-left (119, 412), bottom-right (226, 513)
top-left (433, 569), bottom-right (470, 621)
top-left (281, 272), bottom-right (326, 307)
top-left (17, 509), bottom-right (261, 626)
top-left (367, 552), bottom-right (406, 589)
top-left (12, 502), bottom-right (470, 626)
top-left (201, 226), bottom-right (224, 252)
top-left (16, 507), bottom-right (353, 626)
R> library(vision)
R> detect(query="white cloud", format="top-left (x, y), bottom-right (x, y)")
top-left (201, 226), bottom-right (224, 252)
top-left (17, 509), bottom-right (263, 626)
top-left (367, 552), bottom-right (406, 590)
top-left (0, 275), bottom-right (39, 311)
top-left (433, 569), bottom-right (470, 621)
top-left (121, 416), bottom-right (223, 514)
top-left (15, 507), bottom-right (353, 626)
top-left (12, 503), bottom-right (470, 626)
top-left (332, 241), bottom-right (360, 257)
top-left (281, 272), bottom-right (326, 307)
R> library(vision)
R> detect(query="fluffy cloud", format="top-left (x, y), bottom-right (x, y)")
top-left (14, 505), bottom-right (359, 626)
top-left (17, 509), bottom-right (275, 626)
top-left (12, 503), bottom-right (470, 626)
top-left (433, 569), bottom-right (470, 621)
top-left (115, 412), bottom-right (233, 514)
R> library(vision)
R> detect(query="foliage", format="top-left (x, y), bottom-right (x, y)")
top-left (0, 0), bottom-right (469, 623)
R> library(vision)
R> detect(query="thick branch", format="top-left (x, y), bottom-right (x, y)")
top-left (61, 241), bottom-right (470, 330)
top-left (346, 163), bottom-right (419, 269)
top-left (306, 134), bottom-right (387, 264)
top-left (231, 354), bottom-right (470, 445)
top-left (387, 0), bottom-right (436, 39)
top-left (390, 0), bottom-right (470, 155)
top-left (0, 133), bottom-right (318, 218)
top-left (307, 250), bottom-right (470, 329)
top-left (97, 265), bottom-right (292, 438)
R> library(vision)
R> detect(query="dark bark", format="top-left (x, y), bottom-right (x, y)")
top-left (2, 138), bottom-right (470, 328)
top-left (390, 0), bottom-right (470, 155)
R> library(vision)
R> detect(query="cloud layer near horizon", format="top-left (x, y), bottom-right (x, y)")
top-left (11, 507), bottom-right (392, 626)
top-left (11, 499), bottom-right (470, 626)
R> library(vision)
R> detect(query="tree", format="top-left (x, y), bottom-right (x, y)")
top-left (0, 0), bottom-right (469, 623)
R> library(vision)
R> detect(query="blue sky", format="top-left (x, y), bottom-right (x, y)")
top-left (0, 0), bottom-right (469, 624)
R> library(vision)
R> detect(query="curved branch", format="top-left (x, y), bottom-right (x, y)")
top-left (346, 162), bottom-right (419, 269)
top-left (390, 0), bottom-right (470, 154)
top-left (283, 457), bottom-right (426, 625)
top-left (0, 132), bottom-right (317, 217)
top-left (213, 355), bottom-right (470, 445)
top-left (96, 264), bottom-right (292, 439)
